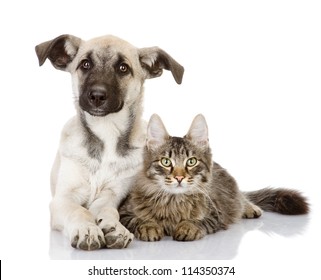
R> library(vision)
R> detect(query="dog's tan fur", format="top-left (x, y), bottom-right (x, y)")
top-left (35, 34), bottom-right (184, 250)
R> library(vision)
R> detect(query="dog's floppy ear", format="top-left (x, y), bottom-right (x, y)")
top-left (35, 34), bottom-right (82, 71)
top-left (139, 47), bottom-right (184, 84)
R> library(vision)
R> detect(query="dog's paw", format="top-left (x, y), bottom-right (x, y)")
top-left (70, 224), bottom-right (106, 250)
top-left (173, 221), bottom-right (205, 241)
top-left (243, 204), bottom-right (263, 219)
top-left (99, 220), bottom-right (133, 249)
top-left (135, 223), bottom-right (164, 242)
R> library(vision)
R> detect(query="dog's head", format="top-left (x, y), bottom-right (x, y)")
top-left (35, 34), bottom-right (184, 117)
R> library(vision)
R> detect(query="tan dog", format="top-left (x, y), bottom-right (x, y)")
top-left (35, 34), bottom-right (184, 250)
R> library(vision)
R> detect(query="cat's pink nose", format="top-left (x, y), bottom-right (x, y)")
top-left (175, 176), bottom-right (185, 183)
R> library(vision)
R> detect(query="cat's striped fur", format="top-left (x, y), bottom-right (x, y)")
top-left (119, 114), bottom-right (309, 242)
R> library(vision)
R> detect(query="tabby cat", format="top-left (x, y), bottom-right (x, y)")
top-left (119, 114), bottom-right (309, 242)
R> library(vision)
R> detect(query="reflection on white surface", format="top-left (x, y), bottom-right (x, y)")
top-left (49, 212), bottom-right (311, 260)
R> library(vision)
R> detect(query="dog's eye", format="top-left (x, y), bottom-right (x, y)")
top-left (81, 60), bottom-right (92, 70)
top-left (118, 63), bottom-right (129, 74)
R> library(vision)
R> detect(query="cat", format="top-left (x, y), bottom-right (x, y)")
top-left (119, 114), bottom-right (309, 242)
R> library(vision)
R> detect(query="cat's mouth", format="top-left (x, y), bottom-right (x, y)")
top-left (173, 180), bottom-right (187, 187)
top-left (165, 181), bottom-right (190, 194)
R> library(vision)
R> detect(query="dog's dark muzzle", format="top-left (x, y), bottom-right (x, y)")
top-left (79, 84), bottom-right (124, 117)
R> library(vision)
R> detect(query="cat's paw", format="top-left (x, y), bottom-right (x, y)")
top-left (135, 223), bottom-right (164, 241)
top-left (243, 204), bottom-right (262, 219)
top-left (174, 221), bottom-right (205, 241)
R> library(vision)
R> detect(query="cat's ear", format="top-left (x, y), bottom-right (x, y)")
top-left (147, 114), bottom-right (170, 150)
top-left (186, 114), bottom-right (209, 147)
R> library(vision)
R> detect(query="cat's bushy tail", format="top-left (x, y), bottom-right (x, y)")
top-left (244, 187), bottom-right (309, 215)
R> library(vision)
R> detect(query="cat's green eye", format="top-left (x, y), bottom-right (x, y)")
top-left (160, 157), bottom-right (172, 167)
top-left (186, 157), bottom-right (198, 167)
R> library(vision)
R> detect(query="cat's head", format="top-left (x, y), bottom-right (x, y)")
top-left (144, 114), bottom-right (213, 194)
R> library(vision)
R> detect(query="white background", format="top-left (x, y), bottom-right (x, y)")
top-left (1, 0), bottom-right (320, 279)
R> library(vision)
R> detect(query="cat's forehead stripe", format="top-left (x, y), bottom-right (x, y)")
top-left (170, 137), bottom-right (188, 156)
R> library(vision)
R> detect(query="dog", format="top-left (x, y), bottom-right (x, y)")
top-left (35, 34), bottom-right (184, 250)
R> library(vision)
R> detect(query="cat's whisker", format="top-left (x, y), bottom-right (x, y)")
top-left (193, 181), bottom-right (218, 212)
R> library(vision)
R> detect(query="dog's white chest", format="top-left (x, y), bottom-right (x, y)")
top-left (86, 145), bottom-right (143, 202)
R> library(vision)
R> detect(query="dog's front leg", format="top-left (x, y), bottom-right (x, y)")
top-left (51, 157), bottom-right (106, 250)
top-left (50, 197), bottom-right (106, 250)
top-left (89, 188), bottom-right (134, 249)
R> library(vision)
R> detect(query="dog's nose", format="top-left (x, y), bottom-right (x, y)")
top-left (88, 89), bottom-right (107, 107)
